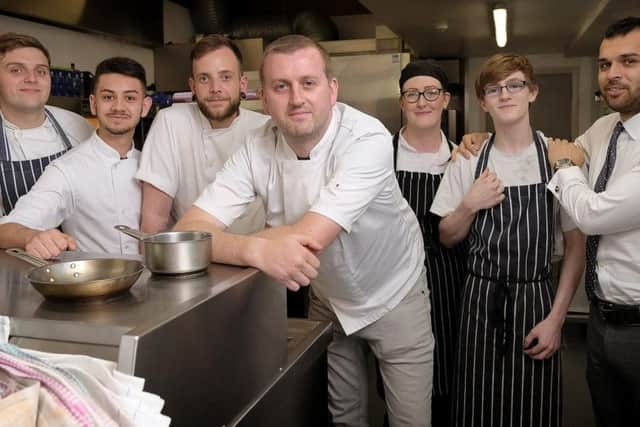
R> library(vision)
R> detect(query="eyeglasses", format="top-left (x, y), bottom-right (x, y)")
top-left (483, 79), bottom-right (528, 97)
top-left (401, 87), bottom-right (444, 103)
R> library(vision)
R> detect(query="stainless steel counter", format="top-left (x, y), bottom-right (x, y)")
top-left (1, 251), bottom-right (290, 426)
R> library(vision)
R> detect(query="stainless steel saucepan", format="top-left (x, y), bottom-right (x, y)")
top-left (115, 225), bottom-right (211, 274)
top-left (6, 248), bottom-right (144, 300)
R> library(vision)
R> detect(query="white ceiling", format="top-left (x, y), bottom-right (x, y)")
top-left (359, 0), bottom-right (640, 58)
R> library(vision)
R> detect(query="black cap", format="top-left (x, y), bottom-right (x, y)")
top-left (399, 59), bottom-right (449, 91)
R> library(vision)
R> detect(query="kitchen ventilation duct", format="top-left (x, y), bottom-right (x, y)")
top-left (190, 0), bottom-right (231, 34)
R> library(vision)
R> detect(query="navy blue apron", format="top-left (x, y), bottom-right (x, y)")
top-left (451, 131), bottom-right (561, 427)
top-left (0, 109), bottom-right (73, 214)
top-left (392, 132), bottom-right (468, 402)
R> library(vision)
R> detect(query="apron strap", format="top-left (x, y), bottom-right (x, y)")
top-left (0, 114), bottom-right (11, 161)
top-left (392, 132), bottom-right (399, 171)
top-left (44, 108), bottom-right (74, 150)
top-left (474, 133), bottom-right (495, 179)
top-left (393, 131), bottom-right (455, 171)
top-left (532, 129), bottom-right (553, 183)
top-left (0, 109), bottom-right (73, 162)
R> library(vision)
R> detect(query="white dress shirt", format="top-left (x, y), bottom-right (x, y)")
top-left (0, 106), bottom-right (95, 215)
top-left (195, 103), bottom-right (425, 335)
top-left (0, 132), bottom-right (141, 254)
top-left (135, 103), bottom-right (269, 233)
top-left (548, 112), bottom-right (640, 304)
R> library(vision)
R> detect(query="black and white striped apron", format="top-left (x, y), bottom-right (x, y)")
top-left (451, 131), bottom-right (561, 427)
top-left (0, 109), bottom-right (73, 214)
top-left (393, 133), bottom-right (468, 399)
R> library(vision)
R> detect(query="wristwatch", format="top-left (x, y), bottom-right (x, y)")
top-left (553, 158), bottom-right (575, 171)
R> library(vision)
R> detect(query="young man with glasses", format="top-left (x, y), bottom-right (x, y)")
top-left (384, 59), bottom-right (467, 426)
top-left (430, 53), bottom-right (585, 427)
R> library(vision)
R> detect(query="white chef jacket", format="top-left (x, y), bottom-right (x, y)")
top-left (195, 103), bottom-right (425, 335)
top-left (0, 132), bottom-right (141, 254)
top-left (0, 106), bottom-right (95, 215)
top-left (135, 103), bottom-right (269, 233)
top-left (548, 112), bottom-right (640, 304)
top-left (396, 129), bottom-right (452, 174)
top-left (431, 132), bottom-right (576, 254)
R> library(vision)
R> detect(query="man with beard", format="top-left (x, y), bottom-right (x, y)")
top-left (0, 57), bottom-right (151, 259)
top-left (545, 16), bottom-right (640, 427)
top-left (136, 35), bottom-right (268, 235)
top-left (175, 35), bottom-right (433, 426)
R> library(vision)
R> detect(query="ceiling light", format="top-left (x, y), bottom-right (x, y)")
top-left (492, 4), bottom-right (508, 48)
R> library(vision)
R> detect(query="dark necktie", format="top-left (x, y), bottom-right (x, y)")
top-left (584, 121), bottom-right (625, 300)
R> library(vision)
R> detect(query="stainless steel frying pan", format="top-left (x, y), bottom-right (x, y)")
top-left (6, 248), bottom-right (145, 300)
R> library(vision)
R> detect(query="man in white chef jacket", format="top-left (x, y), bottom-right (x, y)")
top-left (0, 57), bottom-right (152, 259)
top-left (136, 34), bottom-right (268, 236)
top-left (0, 32), bottom-right (94, 216)
top-left (175, 35), bottom-right (434, 427)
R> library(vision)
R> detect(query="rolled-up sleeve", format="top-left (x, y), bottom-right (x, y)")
top-left (547, 164), bottom-right (640, 235)
top-left (135, 111), bottom-right (180, 198)
top-left (0, 164), bottom-right (73, 230)
top-left (310, 131), bottom-right (393, 233)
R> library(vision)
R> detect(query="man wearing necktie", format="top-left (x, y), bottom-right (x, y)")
top-left (547, 16), bottom-right (640, 427)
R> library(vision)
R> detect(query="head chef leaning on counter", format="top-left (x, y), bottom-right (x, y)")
top-left (0, 57), bottom-right (152, 259)
top-left (175, 35), bottom-right (434, 426)
top-left (0, 32), bottom-right (94, 215)
top-left (135, 34), bottom-right (268, 236)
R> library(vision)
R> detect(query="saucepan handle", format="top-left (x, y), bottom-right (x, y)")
top-left (114, 225), bottom-right (150, 241)
top-left (5, 248), bottom-right (51, 267)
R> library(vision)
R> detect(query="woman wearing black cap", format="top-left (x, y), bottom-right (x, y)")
top-left (385, 59), bottom-right (468, 426)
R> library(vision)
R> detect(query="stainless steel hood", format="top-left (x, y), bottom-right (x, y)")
top-left (0, 0), bottom-right (163, 47)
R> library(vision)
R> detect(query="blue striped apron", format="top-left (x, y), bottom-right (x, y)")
top-left (451, 131), bottom-right (561, 427)
top-left (0, 109), bottom-right (73, 214)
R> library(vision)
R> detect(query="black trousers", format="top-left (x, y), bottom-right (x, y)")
top-left (587, 306), bottom-right (640, 427)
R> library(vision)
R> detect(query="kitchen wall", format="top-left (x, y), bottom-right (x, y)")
top-left (163, 0), bottom-right (194, 44)
top-left (0, 13), bottom-right (155, 84)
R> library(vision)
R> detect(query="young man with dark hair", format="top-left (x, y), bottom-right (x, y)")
top-left (431, 53), bottom-right (585, 427)
top-left (0, 57), bottom-right (152, 259)
top-left (175, 34), bottom-right (434, 426)
top-left (545, 16), bottom-right (640, 426)
top-left (136, 34), bottom-right (268, 235)
top-left (0, 32), bottom-right (94, 216)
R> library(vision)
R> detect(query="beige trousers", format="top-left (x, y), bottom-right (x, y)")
top-left (309, 270), bottom-right (434, 427)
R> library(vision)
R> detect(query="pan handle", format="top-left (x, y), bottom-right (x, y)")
top-left (5, 248), bottom-right (51, 267)
top-left (114, 225), bottom-right (150, 241)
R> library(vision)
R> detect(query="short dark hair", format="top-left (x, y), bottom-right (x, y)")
top-left (0, 32), bottom-right (51, 66)
top-left (190, 34), bottom-right (243, 74)
top-left (604, 16), bottom-right (640, 39)
top-left (260, 35), bottom-right (331, 83)
top-left (93, 57), bottom-right (147, 93)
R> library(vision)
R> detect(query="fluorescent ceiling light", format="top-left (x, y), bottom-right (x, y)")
top-left (493, 5), bottom-right (508, 48)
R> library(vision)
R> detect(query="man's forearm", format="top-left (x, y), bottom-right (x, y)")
top-left (141, 182), bottom-right (174, 234)
top-left (174, 215), bottom-right (263, 267)
top-left (548, 229), bottom-right (585, 323)
top-left (0, 223), bottom-right (38, 249)
top-left (438, 203), bottom-right (476, 247)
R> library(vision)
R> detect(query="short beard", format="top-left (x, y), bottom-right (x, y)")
top-left (196, 96), bottom-right (241, 123)
top-left (606, 94), bottom-right (640, 117)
